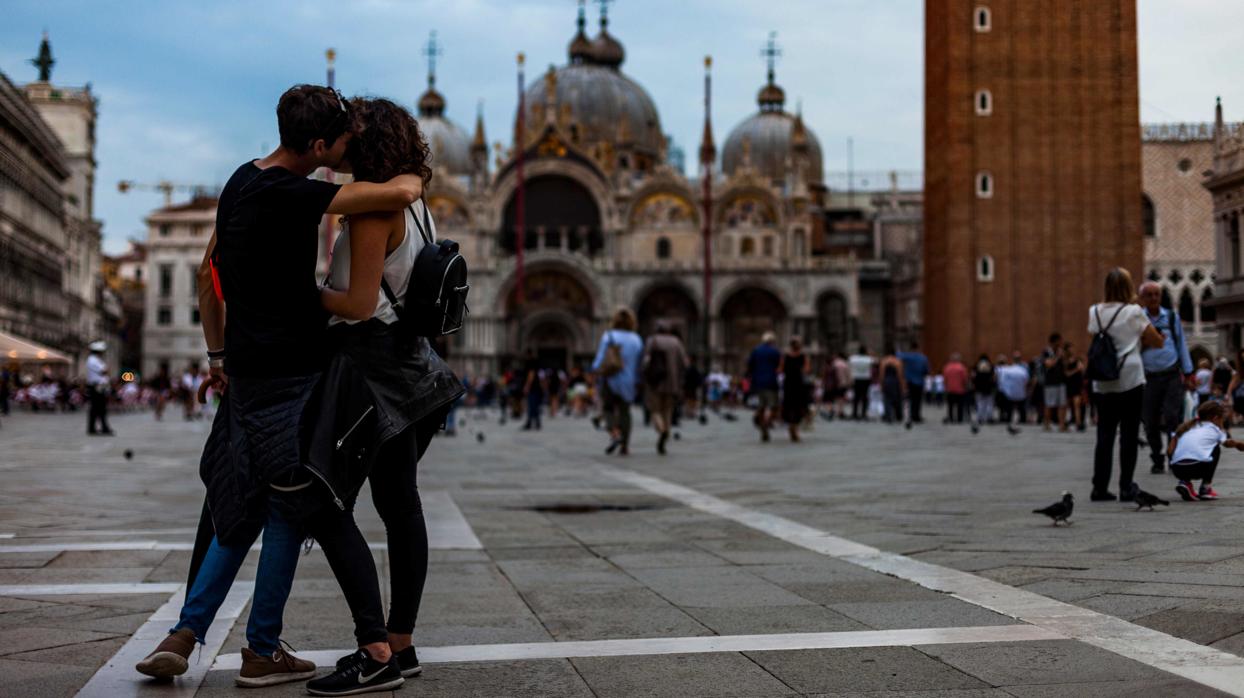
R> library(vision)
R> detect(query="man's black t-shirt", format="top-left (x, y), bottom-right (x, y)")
top-left (214, 162), bottom-right (340, 378)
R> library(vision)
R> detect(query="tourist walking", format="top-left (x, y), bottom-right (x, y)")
top-left (522, 350), bottom-right (545, 431)
top-left (85, 341), bottom-right (113, 436)
top-left (779, 337), bottom-right (812, 441)
top-left (592, 308), bottom-right (644, 455)
top-left (1041, 333), bottom-right (1067, 431)
top-left (1087, 268), bottom-right (1164, 502)
top-left (642, 320), bottom-right (688, 454)
top-left (137, 85), bottom-right (425, 689)
top-left (1063, 343), bottom-right (1086, 431)
top-left (878, 346), bottom-right (905, 424)
top-left (1137, 281), bottom-right (1193, 473)
top-left (746, 332), bottom-right (783, 440)
top-left (848, 345), bottom-right (875, 421)
top-left (996, 354), bottom-right (1029, 434)
top-left (972, 354), bottom-right (996, 427)
top-left (897, 342), bottom-right (930, 424)
top-left (942, 353), bottom-right (969, 424)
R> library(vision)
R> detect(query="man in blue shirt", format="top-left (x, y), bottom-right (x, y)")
top-left (745, 332), bottom-right (782, 441)
top-left (1138, 281), bottom-right (1194, 474)
top-left (897, 342), bottom-right (931, 424)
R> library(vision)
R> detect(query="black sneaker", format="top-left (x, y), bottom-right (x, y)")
top-left (1150, 463), bottom-right (1166, 474)
top-left (1090, 490), bottom-right (1117, 502)
top-left (308, 649), bottom-right (403, 696)
top-left (395, 646), bottom-right (422, 678)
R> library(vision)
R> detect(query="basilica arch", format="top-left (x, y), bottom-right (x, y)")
top-left (635, 281), bottom-right (700, 349)
top-left (498, 263), bottom-right (600, 370)
top-left (718, 285), bottom-right (788, 372)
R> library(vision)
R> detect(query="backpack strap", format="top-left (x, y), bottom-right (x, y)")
top-left (409, 199), bottom-right (433, 246)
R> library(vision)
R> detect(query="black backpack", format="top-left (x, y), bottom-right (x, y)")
top-left (644, 346), bottom-right (669, 387)
top-left (380, 201), bottom-right (469, 338)
top-left (1086, 305), bottom-right (1129, 382)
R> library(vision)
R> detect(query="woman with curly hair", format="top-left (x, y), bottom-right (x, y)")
top-left (301, 97), bottom-right (464, 696)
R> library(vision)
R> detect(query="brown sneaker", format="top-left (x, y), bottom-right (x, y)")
top-left (235, 646), bottom-right (317, 687)
top-left (135, 627), bottom-right (196, 678)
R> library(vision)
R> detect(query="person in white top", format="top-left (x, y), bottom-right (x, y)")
top-left (1086, 268), bottom-right (1163, 503)
top-left (848, 346), bottom-right (875, 421)
top-left (85, 340), bottom-right (113, 435)
top-left (1168, 400), bottom-right (1242, 501)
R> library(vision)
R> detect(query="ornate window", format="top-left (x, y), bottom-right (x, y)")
top-left (656, 237), bottom-right (671, 259)
top-left (976, 171), bottom-right (993, 198)
top-left (1142, 195), bottom-right (1156, 237)
top-left (975, 89), bottom-right (992, 115)
top-left (158, 264), bottom-right (173, 298)
top-left (1179, 287), bottom-right (1195, 323)
top-left (975, 6), bottom-right (991, 32)
top-left (740, 237), bottom-right (756, 257)
top-left (1202, 287), bottom-right (1217, 323)
top-left (977, 255), bottom-right (994, 282)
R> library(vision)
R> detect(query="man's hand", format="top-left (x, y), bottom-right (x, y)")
top-left (390, 173), bottom-right (423, 201)
top-left (198, 366), bottom-right (227, 404)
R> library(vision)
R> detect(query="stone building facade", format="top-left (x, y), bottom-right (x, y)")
top-left (1142, 123), bottom-right (1223, 357)
top-left (923, 1), bottom-right (1143, 365)
top-left (424, 7), bottom-right (879, 377)
top-left (0, 36), bottom-right (114, 373)
top-left (1205, 99), bottom-right (1244, 356)
top-left (140, 197), bottom-right (216, 378)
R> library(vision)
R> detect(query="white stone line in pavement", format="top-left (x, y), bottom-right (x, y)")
top-left (78, 582), bottom-right (254, 698)
top-left (0, 533), bottom-right (14, 539)
top-left (0, 583), bottom-right (182, 596)
top-left (214, 624), bottom-right (1064, 670)
top-left (13, 527), bottom-right (199, 538)
top-left (601, 465), bottom-right (1244, 698)
top-left (422, 490), bottom-right (484, 550)
top-left (0, 541), bottom-right (195, 553)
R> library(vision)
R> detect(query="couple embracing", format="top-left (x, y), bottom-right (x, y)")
top-left (134, 85), bottom-right (465, 696)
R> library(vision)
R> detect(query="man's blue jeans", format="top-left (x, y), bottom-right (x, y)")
top-left (172, 509), bottom-right (301, 655)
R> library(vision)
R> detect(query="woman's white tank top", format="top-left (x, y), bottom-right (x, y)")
top-left (326, 199), bottom-right (435, 326)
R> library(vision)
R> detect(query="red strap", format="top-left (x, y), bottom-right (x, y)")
top-left (209, 256), bottom-right (223, 301)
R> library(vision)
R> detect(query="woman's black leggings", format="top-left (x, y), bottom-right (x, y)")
top-left (311, 422), bottom-right (436, 645)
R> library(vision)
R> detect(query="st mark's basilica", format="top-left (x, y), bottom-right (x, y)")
top-left (411, 5), bottom-right (874, 376)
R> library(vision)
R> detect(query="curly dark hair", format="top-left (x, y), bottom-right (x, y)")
top-left (345, 97), bottom-right (433, 184)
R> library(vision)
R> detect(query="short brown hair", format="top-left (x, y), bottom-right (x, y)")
top-left (277, 85), bottom-right (351, 154)
top-left (1103, 267), bottom-right (1136, 304)
top-left (345, 98), bottom-right (433, 184)
top-left (611, 308), bottom-right (637, 331)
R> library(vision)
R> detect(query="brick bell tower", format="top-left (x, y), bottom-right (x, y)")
top-left (923, 1), bottom-right (1144, 365)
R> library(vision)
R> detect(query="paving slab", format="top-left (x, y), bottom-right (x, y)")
top-left (914, 640), bottom-right (1170, 687)
top-left (828, 600), bottom-right (1018, 630)
top-left (998, 678), bottom-right (1233, 697)
top-left (744, 646), bottom-right (990, 693)
top-left (572, 652), bottom-right (796, 697)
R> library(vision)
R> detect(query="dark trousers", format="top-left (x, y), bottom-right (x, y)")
top-left (313, 423), bottom-right (436, 644)
top-left (907, 384), bottom-right (924, 422)
top-left (1143, 368), bottom-right (1185, 468)
top-left (882, 379), bottom-right (903, 423)
top-left (87, 386), bottom-right (110, 433)
top-left (524, 392), bottom-right (543, 430)
top-left (1171, 447), bottom-right (1220, 483)
top-left (946, 393), bottom-right (968, 423)
top-left (1093, 386), bottom-right (1144, 493)
top-left (852, 379), bottom-right (870, 419)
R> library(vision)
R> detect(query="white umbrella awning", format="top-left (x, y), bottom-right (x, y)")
top-left (0, 330), bottom-right (72, 364)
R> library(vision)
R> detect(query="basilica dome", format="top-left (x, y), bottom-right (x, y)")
top-left (417, 84), bottom-right (472, 176)
top-left (521, 8), bottom-right (664, 164)
top-left (722, 71), bottom-right (823, 184)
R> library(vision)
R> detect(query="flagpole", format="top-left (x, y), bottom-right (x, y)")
top-left (514, 52), bottom-right (527, 306)
top-left (321, 48), bottom-right (338, 276)
top-left (699, 55), bottom-right (715, 385)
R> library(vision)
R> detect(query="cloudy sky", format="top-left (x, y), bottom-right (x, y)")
top-left (1, 0), bottom-right (1240, 253)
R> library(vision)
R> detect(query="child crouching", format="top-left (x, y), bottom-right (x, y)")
top-left (1167, 401), bottom-right (1242, 501)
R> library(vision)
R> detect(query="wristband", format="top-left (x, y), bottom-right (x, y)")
top-left (207, 348), bottom-right (226, 359)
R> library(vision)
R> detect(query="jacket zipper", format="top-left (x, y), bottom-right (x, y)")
top-left (336, 406), bottom-right (374, 450)
top-left (434, 255), bottom-right (464, 308)
top-left (303, 464), bottom-right (345, 511)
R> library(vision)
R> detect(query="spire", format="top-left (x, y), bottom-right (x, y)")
top-left (699, 56), bottom-right (716, 166)
top-left (30, 31), bottom-right (54, 83)
top-left (757, 31), bottom-right (785, 111)
top-left (569, 0), bottom-right (593, 64)
top-left (791, 100), bottom-right (808, 150)
top-left (418, 31), bottom-right (446, 117)
top-left (472, 100), bottom-right (487, 150)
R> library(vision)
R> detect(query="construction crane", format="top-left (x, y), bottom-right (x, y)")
top-left (117, 180), bottom-right (214, 207)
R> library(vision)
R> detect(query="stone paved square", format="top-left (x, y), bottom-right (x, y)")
top-left (2, 409), bottom-right (1244, 696)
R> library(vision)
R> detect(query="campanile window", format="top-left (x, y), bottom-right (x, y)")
top-left (976, 89), bottom-right (992, 115)
top-left (974, 6), bottom-right (991, 32)
top-left (976, 172), bottom-right (993, 198)
top-left (978, 255), bottom-right (995, 282)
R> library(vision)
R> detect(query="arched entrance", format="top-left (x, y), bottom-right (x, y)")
top-left (637, 284), bottom-right (699, 350)
top-left (720, 287), bottom-right (787, 373)
top-left (500, 175), bottom-right (603, 255)
top-left (504, 269), bottom-right (596, 370)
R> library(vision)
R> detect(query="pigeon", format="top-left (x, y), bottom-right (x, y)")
top-left (673, 432), bottom-right (681, 440)
top-left (123, 449), bottom-right (134, 460)
top-left (904, 421), bottom-right (913, 430)
top-left (1006, 425), bottom-right (1020, 436)
top-left (1133, 488), bottom-right (1169, 511)
top-left (476, 432), bottom-right (485, 444)
top-left (970, 424), bottom-right (980, 435)
top-left (1033, 492), bottom-right (1074, 526)
top-left (722, 412), bottom-right (738, 422)
top-left (698, 414), bottom-right (708, 425)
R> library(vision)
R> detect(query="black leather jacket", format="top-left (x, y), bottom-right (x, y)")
top-left (300, 321), bottom-right (463, 512)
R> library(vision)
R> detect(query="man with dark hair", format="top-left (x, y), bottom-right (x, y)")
top-left (897, 341), bottom-right (930, 425)
top-left (1042, 332), bottom-right (1067, 431)
top-left (135, 85), bottom-right (423, 688)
